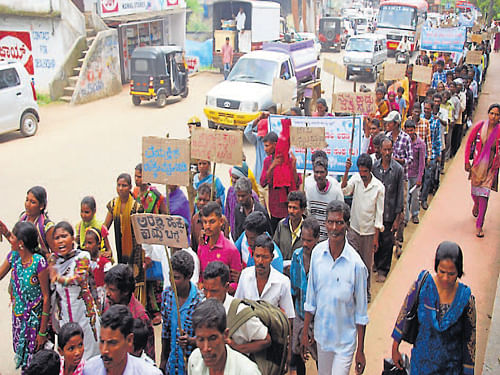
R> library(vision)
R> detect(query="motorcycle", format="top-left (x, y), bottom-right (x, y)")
top-left (395, 50), bottom-right (410, 64)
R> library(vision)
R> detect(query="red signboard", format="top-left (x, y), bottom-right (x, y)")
top-left (101, 0), bottom-right (119, 14)
top-left (0, 31), bottom-right (34, 75)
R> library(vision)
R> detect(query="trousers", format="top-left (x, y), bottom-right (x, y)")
top-left (317, 344), bottom-right (353, 375)
top-left (375, 221), bottom-right (395, 277)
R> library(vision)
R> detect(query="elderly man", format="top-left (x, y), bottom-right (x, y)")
top-left (84, 305), bottom-right (162, 375)
top-left (301, 201), bottom-right (368, 375)
top-left (232, 176), bottom-right (271, 241)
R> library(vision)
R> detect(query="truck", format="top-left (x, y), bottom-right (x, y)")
top-left (212, 0), bottom-right (281, 70)
top-left (204, 39), bottom-right (321, 128)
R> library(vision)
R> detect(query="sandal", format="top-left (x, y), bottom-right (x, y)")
top-left (472, 206), bottom-right (479, 218)
top-left (476, 229), bottom-right (484, 238)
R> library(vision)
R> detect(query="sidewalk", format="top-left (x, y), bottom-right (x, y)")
top-left (363, 52), bottom-right (500, 374)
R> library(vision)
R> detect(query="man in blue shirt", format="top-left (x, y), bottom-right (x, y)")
top-left (290, 216), bottom-right (321, 375)
top-left (431, 60), bottom-right (447, 89)
top-left (301, 201), bottom-right (368, 375)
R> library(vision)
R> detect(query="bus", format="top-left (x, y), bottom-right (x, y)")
top-left (376, 0), bottom-right (428, 53)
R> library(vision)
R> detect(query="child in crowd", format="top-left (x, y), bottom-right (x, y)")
top-left (84, 227), bottom-right (111, 313)
top-left (387, 90), bottom-right (400, 112)
top-left (58, 322), bottom-right (85, 375)
top-left (397, 86), bottom-right (407, 121)
top-left (25, 350), bottom-right (60, 375)
top-left (75, 196), bottom-right (112, 260)
top-left (131, 319), bottom-right (156, 366)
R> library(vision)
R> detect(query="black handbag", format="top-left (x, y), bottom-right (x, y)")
top-left (382, 354), bottom-right (410, 375)
top-left (401, 271), bottom-right (429, 344)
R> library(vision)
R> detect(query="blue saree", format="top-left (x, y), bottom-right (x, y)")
top-left (392, 270), bottom-right (476, 375)
top-left (193, 173), bottom-right (226, 214)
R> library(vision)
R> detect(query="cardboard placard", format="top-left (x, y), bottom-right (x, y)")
top-left (322, 58), bottom-right (347, 79)
top-left (142, 137), bottom-right (190, 186)
top-left (272, 78), bottom-right (296, 112)
top-left (132, 214), bottom-right (189, 248)
top-left (412, 65), bottom-right (433, 84)
top-left (471, 34), bottom-right (482, 43)
top-left (332, 92), bottom-right (376, 114)
top-left (466, 50), bottom-right (482, 65)
top-left (191, 127), bottom-right (243, 166)
top-left (290, 126), bottom-right (327, 149)
top-left (472, 25), bottom-right (481, 33)
top-left (383, 63), bottom-right (407, 81)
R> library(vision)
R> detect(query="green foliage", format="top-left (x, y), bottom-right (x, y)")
top-left (186, 0), bottom-right (202, 14)
top-left (477, 0), bottom-right (500, 19)
top-left (187, 13), bottom-right (210, 33)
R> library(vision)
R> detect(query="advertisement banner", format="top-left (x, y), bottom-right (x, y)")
top-left (420, 26), bottom-right (467, 53)
top-left (268, 115), bottom-right (363, 173)
top-left (100, 0), bottom-right (184, 17)
top-left (0, 31), bottom-right (33, 75)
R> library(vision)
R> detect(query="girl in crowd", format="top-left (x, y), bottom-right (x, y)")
top-left (104, 173), bottom-right (145, 300)
top-left (84, 227), bottom-right (111, 314)
top-left (20, 186), bottom-right (55, 256)
top-left (0, 221), bottom-right (50, 372)
top-left (75, 196), bottom-right (111, 259)
top-left (392, 241), bottom-right (476, 374)
top-left (49, 222), bottom-right (100, 360)
top-left (465, 103), bottom-right (500, 237)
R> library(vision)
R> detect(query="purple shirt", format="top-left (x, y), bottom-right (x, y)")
top-left (386, 130), bottom-right (414, 179)
top-left (408, 136), bottom-right (426, 182)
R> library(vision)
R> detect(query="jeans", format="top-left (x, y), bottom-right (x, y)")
top-left (406, 177), bottom-right (421, 221)
top-left (421, 160), bottom-right (439, 204)
top-left (223, 63), bottom-right (231, 80)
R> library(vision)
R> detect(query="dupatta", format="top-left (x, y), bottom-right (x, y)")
top-left (113, 196), bottom-right (134, 259)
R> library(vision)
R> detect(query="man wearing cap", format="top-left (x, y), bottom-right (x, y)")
top-left (384, 110), bottom-right (412, 258)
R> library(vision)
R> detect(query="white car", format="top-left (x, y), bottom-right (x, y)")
top-left (296, 32), bottom-right (321, 59)
top-left (0, 61), bottom-right (40, 137)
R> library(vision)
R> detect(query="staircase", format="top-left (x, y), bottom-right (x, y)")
top-left (60, 26), bottom-right (97, 103)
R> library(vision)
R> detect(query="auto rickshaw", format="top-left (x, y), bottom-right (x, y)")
top-left (130, 46), bottom-right (189, 108)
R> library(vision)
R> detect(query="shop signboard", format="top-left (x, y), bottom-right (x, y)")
top-left (100, 0), bottom-right (186, 17)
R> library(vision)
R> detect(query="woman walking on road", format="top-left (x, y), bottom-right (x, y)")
top-left (391, 241), bottom-right (476, 375)
top-left (49, 221), bottom-right (100, 360)
top-left (0, 221), bottom-right (50, 372)
top-left (464, 103), bottom-right (500, 238)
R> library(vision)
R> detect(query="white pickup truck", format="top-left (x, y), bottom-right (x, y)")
top-left (204, 39), bottom-right (320, 128)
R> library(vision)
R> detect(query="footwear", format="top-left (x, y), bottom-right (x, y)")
top-left (376, 274), bottom-right (387, 283)
top-left (412, 216), bottom-right (420, 224)
top-left (372, 264), bottom-right (378, 273)
top-left (472, 206), bottom-right (479, 217)
top-left (395, 245), bottom-right (403, 259)
top-left (152, 313), bottom-right (162, 326)
top-left (421, 201), bottom-right (429, 210)
top-left (476, 229), bottom-right (484, 238)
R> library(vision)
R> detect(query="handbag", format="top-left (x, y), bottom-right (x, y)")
top-left (382, 354), bottom-right (410, 375)
top-left (401, 270), bottom-right (429, 344)
top-left (146, 260), bottom-right (163, 281)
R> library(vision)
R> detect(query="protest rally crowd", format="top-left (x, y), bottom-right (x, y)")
top-left (2, 16), bottom-right (500, 375)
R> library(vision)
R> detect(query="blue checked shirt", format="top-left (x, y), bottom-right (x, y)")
top-left (290, 247), bottom-right (309, 320)
top-left (429, 114), bottom-right (442, 160)
top-left (162, 282), bottom-right (204, 375)
top-left (304, 240), bottom-right (369, 355)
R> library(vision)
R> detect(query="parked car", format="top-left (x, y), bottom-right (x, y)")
top-left (296, 32), bottom-right (321, 59)
top-left (0, 61), bottom-right (39, 137)
top-left (343, 33), bottom-right (387, 81)
top-left (129, 46), bottom-right (188, 108)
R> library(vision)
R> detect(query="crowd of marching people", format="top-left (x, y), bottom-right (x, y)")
top-left (2, 24), bottom-right (500, 375)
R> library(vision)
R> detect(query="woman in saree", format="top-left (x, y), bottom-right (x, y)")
top-left (0, 221), bottom-right (50, 372)
top-left (104, 173), bottom-right (145, 302)
top-left (193, 159), bottom-right (226, 213)
top-left (464, 103), bottom-right (500, 238)
top-left (49, 221), bottom-right (100, 360)
top-left (375, 87), bottom-right (390, 119)
top-left (392, 241), bottom-right (476, 375)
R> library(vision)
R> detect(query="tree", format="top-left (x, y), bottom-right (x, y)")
top-left (477, 0), bottom-right (500, 23)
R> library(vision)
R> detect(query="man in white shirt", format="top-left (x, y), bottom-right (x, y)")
top-left (202, 261), bottom-right (271, 354)
top-left (341, 153), bottom-right (385, 301)
top-left (188, 299), bottom-right (261, 375)
top-left (235, 7), bottom-right (246, 52)
top-left (235, 234), bottom-right (295, 320)
top-left (83, 305), bottom-right (162, 375)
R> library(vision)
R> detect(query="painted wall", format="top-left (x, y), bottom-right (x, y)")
top-left (71, 29), bottom-right (121, 104)
top-left (0, 0), bottom-right (61, 13)
top-left (0, 0), bottom-right (85, 92)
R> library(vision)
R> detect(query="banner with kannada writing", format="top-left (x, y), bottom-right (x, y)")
top-left (420, 26), bottom-right (466, 53)
top-left (268, 115), bottom-right (363, 173)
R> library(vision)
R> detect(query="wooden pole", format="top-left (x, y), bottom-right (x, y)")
top-left (349, 113), bottom-right (356, 157)
top-left (302, 122), bottom-right (308, 192)
top-left (211, 125), bottom-right (219, 201)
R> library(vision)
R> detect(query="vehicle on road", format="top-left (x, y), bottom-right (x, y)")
top-left (395, 50), bottom-right (410, 64)
top-left (319, 17), bottom-right (343, 52)
top-left (204, 39), bottom-right (321, 128)
top-left (351, 16), bottom-right (370, 34)
top-left (0, 61), bottom-right (39, 137)
top-left (296, 32), bottom-right (321, 60)
top-left (129, 46), bottom-right (189, 108)
top-left (343, 33), bottom-right (387, 81)
top-left (212, 0), bottom-right (281, 70)
top-left (376, 0), bottom-right (428, 54)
